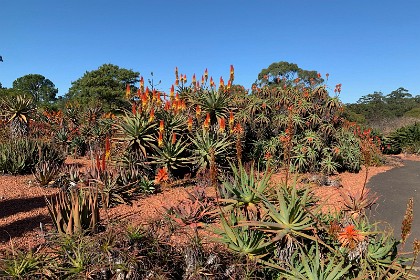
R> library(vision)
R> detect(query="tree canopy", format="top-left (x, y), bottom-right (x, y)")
top-left (65, 64), bottom-right (139, 112)
top-left (12, 74), bottom-right (58, 104)
top-left (257, 61), bottom-right (323, 87)
top-left (345, 87), bottom-right (420, 123)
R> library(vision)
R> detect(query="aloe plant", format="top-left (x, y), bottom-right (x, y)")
top-left (190, 128), bottom-right (234, 170)
top-left (115, 111), bottom-right (157, 157)
top-left (1, 94), bottom-right (36, 138)
top-left (277, 243), bottom-right (352, 279)
top-left (220, 163), bottom-right (272, 215)
top-left (45, 187), bottom-right (100, 235)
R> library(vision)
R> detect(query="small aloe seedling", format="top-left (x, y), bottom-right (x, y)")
top-left (165, 186), bottom-right (215, 228)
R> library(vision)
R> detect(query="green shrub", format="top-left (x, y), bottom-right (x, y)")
top-left (0, 139), bottom-right (65, 175)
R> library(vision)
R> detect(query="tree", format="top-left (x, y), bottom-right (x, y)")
top-left (12, 74), bottom-right (58, 104)
top-left (257, 61), bottom-right (323, 87)
top-left (65, 64), bottom-right (139, 112)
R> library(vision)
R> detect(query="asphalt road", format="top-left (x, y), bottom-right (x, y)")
top-left (368, 160), bottom-right (420, 272)
top-left (369, 160), bottom-right (420, 243)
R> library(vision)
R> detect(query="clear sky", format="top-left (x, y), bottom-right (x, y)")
top-left (1, 0), bottom-right (419, 104)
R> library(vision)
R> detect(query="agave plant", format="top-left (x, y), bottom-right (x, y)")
top-left (1, 94), bottom-right (36, 138)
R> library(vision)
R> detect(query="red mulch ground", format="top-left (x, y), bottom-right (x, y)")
top-left (0, 154), bottom-right (417, 251)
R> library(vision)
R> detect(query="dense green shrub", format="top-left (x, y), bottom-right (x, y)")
top-left (0, 139), bottom-right (65, 175)
top-left (383, 122), bottom-right (420, 154)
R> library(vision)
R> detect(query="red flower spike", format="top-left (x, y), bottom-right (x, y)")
top-left (219, 77), bottom-right (224, 87)
top-left (183, 74), bottom-right (187, 84)
top-left (175, 92), bottom-right (179, 102)
top-left (317, 73), bottom-right (321, 79)
top-left (171, 133), bottom-right (177, 144)
top-left (201, 75), bottom-right (205, 85)
top-left (192, 74), bottom-right (196, 84)
top-left (131, 103), bottom-right (137, 114)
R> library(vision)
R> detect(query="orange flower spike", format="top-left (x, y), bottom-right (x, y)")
top-left (229, 111), bottom-right (234, 127)
top-left (175, 67), bottom-right (179, 81)
top-left (105, 137), bottom-right (111, 160)
top-left (192, 73), bottom-right (196, 84)
top-left (219, 77), bottom-right (224, 88)
top-left (175, 92), bottom-right (180, 102)
top-left (187, 116), bottom-right (193, 131)
top-left (149, 108), bottom-right (155, 122)
top-left (170, 85), bottom-right (175, 100)
top-left (338, 225), bottom-right (364, 248)
top-left (159, 120), bottom-right (164, 133)
top-left (210, 77), bottom-right (215, 88)
top-left (175, 77), bottom-right (179, 86)
top-left (203, 113), bottom-right (211, 130)
top-left (227, 80), bottom-right (232, 91)
top-left (155, 167), bottom-right (169, 184)
top-left (181, 100), bottom-right (186, 111)
top-left (230, 65), bottom-right (235, 81)
top-left (183, 74), bottom-right (187, 84)
top-left (196, 105), bottom-right (201, 118)
top-left (101, 152), bottom-right (106, 171)
top-left (125, 84), bottom-right (131, 99)
top-left (140, 76), bottom-right (144, 91)
top-left (137, 89), bottom-right (142, 99)
top-left (164, 101), bottom-right (171, 111)
top-left (204, 68), bottom-right (208, 81)
top-left (219, 117), bottom-right (226, 133)
top-left (171, 132), bottom-right (177, 144)
top-left (158, 131), bottom-right (164, 148)
top-left (141, 93), bottom-right (148, 108)
top-left (201, 75), bottom-right (205, 85)
top-left (131, 103), bottom-right (137, 114)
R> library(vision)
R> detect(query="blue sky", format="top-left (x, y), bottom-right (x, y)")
top-left (1, 0), bottom-right (419, 104)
